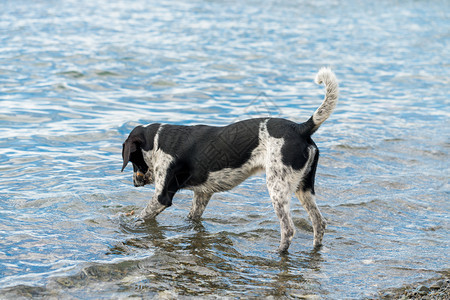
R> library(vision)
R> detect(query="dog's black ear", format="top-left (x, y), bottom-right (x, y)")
top-left (121, 139), bottom-right (137, 172)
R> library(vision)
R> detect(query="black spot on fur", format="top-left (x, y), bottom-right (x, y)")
top-left (156, 120), bottom-right (262, 187)
top-left (266, 118), bottom-right (318, 171)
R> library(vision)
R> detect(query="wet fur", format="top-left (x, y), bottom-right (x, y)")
top-left (121, 68), bottom-right (338, 252)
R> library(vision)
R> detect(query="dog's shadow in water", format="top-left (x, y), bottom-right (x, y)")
top-left (108, 215), bottom-right (324, 274)
top-left (108, 215), bottom-right (224, 256)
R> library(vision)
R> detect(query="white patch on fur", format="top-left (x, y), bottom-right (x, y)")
top-left (139, 125), bottom-right (175, 220)
top-left (142, 125), bottom-right (174, 187)
top-left (191, 121), bottom-right (267, 194)
top-left (191, 165), bottom-right (264, 194)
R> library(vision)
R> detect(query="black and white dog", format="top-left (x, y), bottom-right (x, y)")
top-left (121, 68), bottom-right (338, 252)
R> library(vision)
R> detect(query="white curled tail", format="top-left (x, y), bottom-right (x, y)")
top-left (309, 67), bottom-right (339, 134)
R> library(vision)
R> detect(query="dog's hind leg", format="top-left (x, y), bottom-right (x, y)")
top-left (295, 189), bottom-right (326, 248)
top-left (188, 192), bottom-right (212, 220)
top-left (267, 177), bottom-right (296, 253)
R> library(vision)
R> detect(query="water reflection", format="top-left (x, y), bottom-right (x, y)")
top-left (101, 214), bottom-right (326, 297)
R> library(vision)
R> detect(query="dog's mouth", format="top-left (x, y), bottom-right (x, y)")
top-left (133, 171), bottom-right (153, 187)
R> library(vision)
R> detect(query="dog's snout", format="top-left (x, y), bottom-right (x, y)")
top-left (133, 170), bottom-right (153, 187)
top-left (133, 171), bottom-right (145, 187)
top-left (136, 171), bottom-right (144, 180)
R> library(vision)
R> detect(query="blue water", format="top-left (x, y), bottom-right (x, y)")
top-left (0, 0), bottom-right (449, 298)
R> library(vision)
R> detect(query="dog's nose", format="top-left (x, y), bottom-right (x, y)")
top-left (133, 171), bottom-right (146, 187)
top-left (134, 181), bottom-right (144, 187)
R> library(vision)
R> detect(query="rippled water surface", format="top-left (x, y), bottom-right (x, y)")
top-left (1, 0), bottom-right (449, 298)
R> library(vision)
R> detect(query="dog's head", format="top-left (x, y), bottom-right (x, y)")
top-left (121, 126), bottom-right (154, 187)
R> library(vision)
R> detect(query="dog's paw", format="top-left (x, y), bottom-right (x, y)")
top-left (117, 213), bottom-right (147, 233)
top-left (277, 242), bottom-right (291, 255)
top-left (277, 248), bottom-right (289, 255)
top-left (133, 217), bottom-right (146, 228)
top-left (313, 238), bottom-right (324, 249)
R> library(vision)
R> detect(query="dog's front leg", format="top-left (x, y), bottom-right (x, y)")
top-left (138, 172), bottom-right (172, 221)
top-left (188, 192), bottom-right (213, 220)
top-left (138, 194), bottom-right (168, 220)
top-left (137, 165), bottom-right (183, 221)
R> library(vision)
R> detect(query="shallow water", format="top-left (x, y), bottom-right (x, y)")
top-left (0, 0), bottom-right (449, 298)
